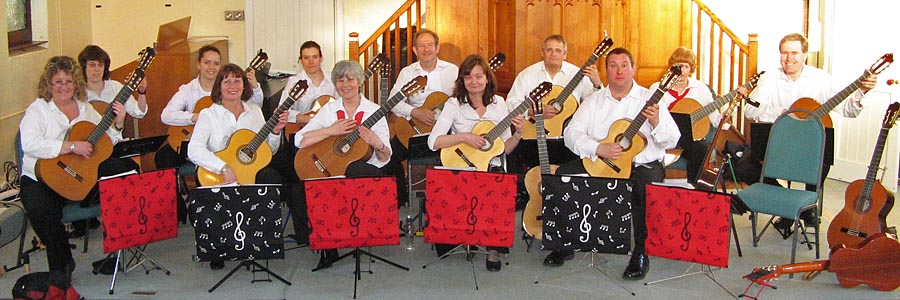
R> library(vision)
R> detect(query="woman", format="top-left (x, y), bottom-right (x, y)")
top-left (187, 63), bottom-right (289, 270)
top-left (279, 40), bottom-right (337, 125)
top-left (294, 60), bottom-right (392, 270)
top-left (79, 45), bottom-right (149, 119)
top-left (18, 56), bottom-right (131, 274)
top-left (427, 54), bottom-right (525, 272)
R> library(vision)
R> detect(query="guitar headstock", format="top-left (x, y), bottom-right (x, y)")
top-left (400, 75), bottom-right (427, 96)
top-left (869, 53), bottom-right (894, 75)
top-left (488, 52), bottom-right (506, 72)
top-left (883, 102), bottom-right (900, 128)
top-left (593, 35), bottom-right (615, 57)
top-left (288, 79), bottom-right (310, 100)
top-left (744, 265), bottom-right (782, 284)
top-left (124, 69), bottom-right (146, 90)
top-left (249, 49), bottom-right (269, 71)
top-left (659, 64), bottom-right (684, 91)
top-left (136, 47), bottom-right (156, 71)
top-left (528, 82), bottom-right (553, 104)
top-left (532, 91), bottom-right (544, 116)
top-left (369, 53), bottom-right (389, 76)
top-left (380, 57), bottom-right (392, 78)
top-left (747, 71), bottom-right (766, 89)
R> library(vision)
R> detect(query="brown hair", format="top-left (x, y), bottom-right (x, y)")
top-left (452, 54), bottom-right (497, 107)
top-left (211, 64), bottom-right (253, 104)
top-left (413, 29), bottom-right (439, 46)
top-left (197, 45), bottom-right (221, 63)
top-left (38, 56), bottom-right (87, 101)
top-left (667, 46), bottom-right (697, 73)
top-left (542, 34), bottom-right (567, 52)
top-left (780, 33), bottom-right (809, 53)
top-left (606, 47), bottom-right (635, 67)
top-left (78, 45), bottom-right (111, 80)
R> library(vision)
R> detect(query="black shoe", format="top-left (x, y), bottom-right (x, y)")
top-left (210, 260), bottom-right (225, 270)
top-left (800, 211), bottom-right (819, 227)
top-left (92, 257), bottom-right (116, 275)
top-left (543, 250), bottom-right (575, 267)
top-left (316, 249), bottom-right (339, 270)
top-left (773, 217), bottom-right (794, 239)
top-left (89, 218), bottom-right (101, 230)
top-left (486, 257), bottom-right (501, 272)
top-left (64, 258), bottom-right (76, 277)
top-left (622, 253), bottom-right (649, 280)
top-left (67, 228), bottom-right (86, 239)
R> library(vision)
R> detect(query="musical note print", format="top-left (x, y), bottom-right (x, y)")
top-left (138, 196), bottom-right (149, 234)
top-left (680, 212), bottom-right (692, 252)
top-left (234, 212), bottom-right (246, 251)
top-left (579, 204), bottom-right (592, 242)
top-left (607, 180), bottom-right (617, 190)
top-left (258, 186), bottom-right (268, 195)
top-left (349, 198), bottom-right (360, 237)
top-left (465, 197), bottom-right (478, 234)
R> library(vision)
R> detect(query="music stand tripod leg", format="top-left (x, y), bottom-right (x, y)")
top-left (644, 264), bottom-right (739, 299)
top-left (534, 252), bottom-right (635, 296)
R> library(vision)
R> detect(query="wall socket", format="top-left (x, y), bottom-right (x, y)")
top-left (224, 10), bottom-right (244, 21)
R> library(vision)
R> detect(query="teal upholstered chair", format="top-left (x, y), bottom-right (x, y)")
top-left (735, 109), bottom-right (825, 267)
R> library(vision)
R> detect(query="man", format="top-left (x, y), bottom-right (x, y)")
top-left (745, 33), bottom-right (877, 229)
top-left (279, 40), bottom-right (337, 125)
top-left (550, 48), bottom-right (680, 281)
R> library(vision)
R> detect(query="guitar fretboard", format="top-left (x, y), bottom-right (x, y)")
top-left (485, 96), bottom-right (533, 143)
top-left (549, 53), bottom-right (601, 107)
top-left (247, 85), bottom-right (306, 153)
top-left (858, 126), bottom-right (890, 212)
top-left (535, 113), bottom-right (551, 174)
top-left (810, 71), bottom-right (871, 121)
top-left (618, 86), bottom-right (666, 147)
top-left (690, 80), bottom-right (756, 124)
top-left (87, 72), bottom-right (141, 146)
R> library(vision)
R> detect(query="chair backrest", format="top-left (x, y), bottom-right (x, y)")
top-left (760, 109), bottom-right (826, 186)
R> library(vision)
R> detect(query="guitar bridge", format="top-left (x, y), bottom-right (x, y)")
top-left (601, 158), bottom-right (622, 173)
top-left (840, 228), bottom-right (867, 238)
top-left (311, 154), bottom-right (332, 177)
top-left (56, 161), bottom-right (84, 182)
top-left (454, 148), bottom-right (476, 169)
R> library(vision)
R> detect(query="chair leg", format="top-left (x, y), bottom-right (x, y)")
top-left (751, 212), bottom-right (758, 247)
top-left (814, 215), bottom-right (820, 259)
top-left (82, 220), bottom-right (90, 253)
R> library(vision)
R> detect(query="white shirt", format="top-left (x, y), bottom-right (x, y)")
top-left (295, 95), bottom-right (392, 168)
top-left (389, 59), bottom-right (459, 118)
top-left (86, 79), bottom-right (147, 118)
top-left (745, 66), bottom-right (864, 122)
top-left (649, 77), bottom-right (722, 125)
top-left (564, 81), bottom-right (680, 164)
top-left (161, 77), bottom-right (264, 126)
top-left (506, 61), bottom-right (597, 111)
top-left (277, 70), bottom-right (336, 122)
top-left (187, 102), bottom-right (281, 174)
top-left (427, 95), bottom-right (511, 167)
top-left (19, 98), bottom-right (124, 180)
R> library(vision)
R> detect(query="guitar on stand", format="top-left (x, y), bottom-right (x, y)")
top-left (522, 99), bottom-right (558, 239)
top-left (293, 76), bottom-right (427, 179)
top-left (166, 49), bottom-right (269, 151)
top-left (827, 103), bottom-right (899, 249)
top-left (670, 72), bottom-right (764, 141)
top-left (439, 82), bottom-right (552, 171)
top-left (582, 65), bottom-right (681, 179)
top-left (37, 47), bottom-right (156, 201)
top-left (522, 36), bottom-right (614, 139)
top-left (196, 80), bottom-right (309, 186)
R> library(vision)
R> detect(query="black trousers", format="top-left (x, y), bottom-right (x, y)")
top-left (681, 139), bottom-right (709, 184)
top-left (154, 144), bottom-right (187, 170)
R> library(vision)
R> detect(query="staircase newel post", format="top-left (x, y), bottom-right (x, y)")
top-left (349, 32), bottom-right (360, 62)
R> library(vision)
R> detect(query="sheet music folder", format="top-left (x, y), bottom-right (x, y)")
top-left (749, 122), bottom-right (834, 165)
top-left (112, 135), bottom-right (168, 158)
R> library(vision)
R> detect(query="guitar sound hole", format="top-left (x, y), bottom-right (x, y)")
top-left (238, 147), bottom-right (254, 163)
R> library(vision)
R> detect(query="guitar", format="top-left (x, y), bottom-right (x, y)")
top-left (789, 53), bottom-right (893, 127)
top-left (440, 82), bottom-right (553, 171)
top-left (36, 47), bottom-right (156, 201)
top-left (196, 80), bottom-right (310, 186)
top-left (522, 99), bottom-right (559, 239)
top-left (669, 72), bottom-right (764, 141)
top-left (693, 98), bottom-right (747, 191)
top-left (393, 53), bottom-right (506, 148)
top-left (293, 75), bottom-right (427, 179)
top-left (827, 102), bottom-right (899, 249)
top-left (166, 49), bottom-right (269, 151)
top-left (582, 65), bottom-right (682, 179)
top-left (741, 233), bottom-right (900, 297)
top-left (522, 37), bottom-right (614, 139)
top-left (285, 53), bottom-right (389, 139)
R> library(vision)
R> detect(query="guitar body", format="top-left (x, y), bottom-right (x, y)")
top-left (827, 179), bottom-right (895, 248)
top-left (669, 98), bottom-right (710, 141)
top-left (829, 233), bottom-right (900, 291)
top-left (166, 96), bottom-right (214, 150)
top-left (196, 129), bottom-right (273, 186)
top-left (294, 135), bottom-right (372, 179)
top-left (789, 97), bottom-right (834, 127)
top-left (522, 164), bottom-right (558, 239)
top-left (90, 100), bottom-right (110, 116)
top-left (394, 92), bottom-right (449, 148)
top-left (522, 87), bottom-right (578, 139)
top-left (582, 119), bottom-right (646, 179)
top-left (439, 121), bottom-right (505, 171)
top-left (36, 121), bottom-right (113, 201)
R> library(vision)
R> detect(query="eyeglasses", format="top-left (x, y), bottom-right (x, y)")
top-left (51, 80), bottom-right (75, 87)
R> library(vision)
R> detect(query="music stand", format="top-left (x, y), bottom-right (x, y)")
top-left (406, 134), bottom-right (441, 230)
top-left (305, 176), bottom-right (409, 299)
top-left (111, 135), bottom-right (168, 159)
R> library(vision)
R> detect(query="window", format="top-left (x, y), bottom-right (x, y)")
top-left (7, 0), bottom-right (44, 51)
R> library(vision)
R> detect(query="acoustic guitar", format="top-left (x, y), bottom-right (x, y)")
top-left (196, 80), bottom-right (309, 186)
top-left (521, 36), bottom-right (614, 139)
top-left (37, 47), bottom-right (156, 201)
top-left (392, 53), bottom-right (506, 148)
top-left (827, 103), bottom-right (899, 249)
top-left (166, 49), bottom-right (269, 151)
top-left (582, 65), bottom-right (682, 179)
top-left (440, 82), bottom-right (553, 171)
top-left (789, 53), bottom-right (893, 127)
top-left (669, 71), bottom-right (764, 141)
top-left (293, 75), bottom-right (426, 179)
top-left (693, 95), bottom-right (748, 191)
top-left (522, 99), bottom-right (558, 239)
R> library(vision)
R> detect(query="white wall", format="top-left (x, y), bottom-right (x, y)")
top-left (701, 0), bottom-right (804, 72)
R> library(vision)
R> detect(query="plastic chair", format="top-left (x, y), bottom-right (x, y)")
top-left (735, 109), bottom-right (825, 267)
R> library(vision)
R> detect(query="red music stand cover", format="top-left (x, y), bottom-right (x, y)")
top-left (99, 169), bottom-right (178, 253)
top-left (305, 176), bottom-right (399, 250)
top-left (645, 184), bottom-right (732, 268)
top-left (424, 169), bottom-right (517, 248)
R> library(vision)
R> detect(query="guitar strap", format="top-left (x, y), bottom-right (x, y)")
top-left (667, 88), bottom-right (691, 110)
top-left (336, 110), bottom-right (365, 126)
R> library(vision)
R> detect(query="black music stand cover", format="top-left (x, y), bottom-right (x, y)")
top-left (540, 175), bottom-right (633, 254)
top-left (189, 185), bottom-right (284, 261)
top-left (111, 135), bottom-right (168, 158)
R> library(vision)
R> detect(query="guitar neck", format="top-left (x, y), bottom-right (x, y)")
top-left (247, 96), bottom-right (298, 153)
top-left (859, 126), bottom-right (891, 211)
top-left (778, 260), bottom-right (830, 275)
top-left (619, 87), bottom-right (666, 144)
top-left (485, 97), bottom-right (532, 142)
top-left (364, 68), bottom-right (375, 82)
top-left (810, 71), bottom-right (870, 121)
top-left (346, 90), bottom-right (408, 145)
top-left (87, 84), bottom-right (136, 146)
top-left (380, 77), bottom-right (390, 104)
top-left (550, 53), bottom-right (600, 106)
top-left (535, 114), bottom-right (551, 174)
top-left (691, 80), bottom-right (753, 123)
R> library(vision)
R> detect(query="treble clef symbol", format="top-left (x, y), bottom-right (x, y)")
top-left (138, 196), bottom-right (149, 234)
top-left (680, 212), bottom-right (692, 251)
top-left (234, 212), bottom-right (246, 251)
top-left (349, 198), bottom-right (360, 237)
top-left (579, 204), bottom-right (592, 242)
top-left (465, 197), bottom-right (478, 234)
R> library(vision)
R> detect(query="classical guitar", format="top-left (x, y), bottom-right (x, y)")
top-left (522, 99), bottom-right (558, 239)
top-left (393, 52), bottom-right (506, 148)
top-left (789, 53), bottom-right (892, 127)
top-left (740, 233), bottom-right (900, 299)
top-left (582, 65), bottom-right (682, 179)
top-left (669, 71), bottom-right (764, 141)
top-left (693, 97), bottom-right (747, 191)
top-left (167, 49), bottom-right (269, 151)
top-left (196, 80), bottom-right (309, 186)
top-left (521, 36), bottom-right (614, 139)
top-left (827, 102), bottom-right (899, 249)
top-left (440, 82), bottom-right (553, 171)
top-left (37, 47), bottom-right (156, 201)
top-left (293, 75), bottom-right (426, 179)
